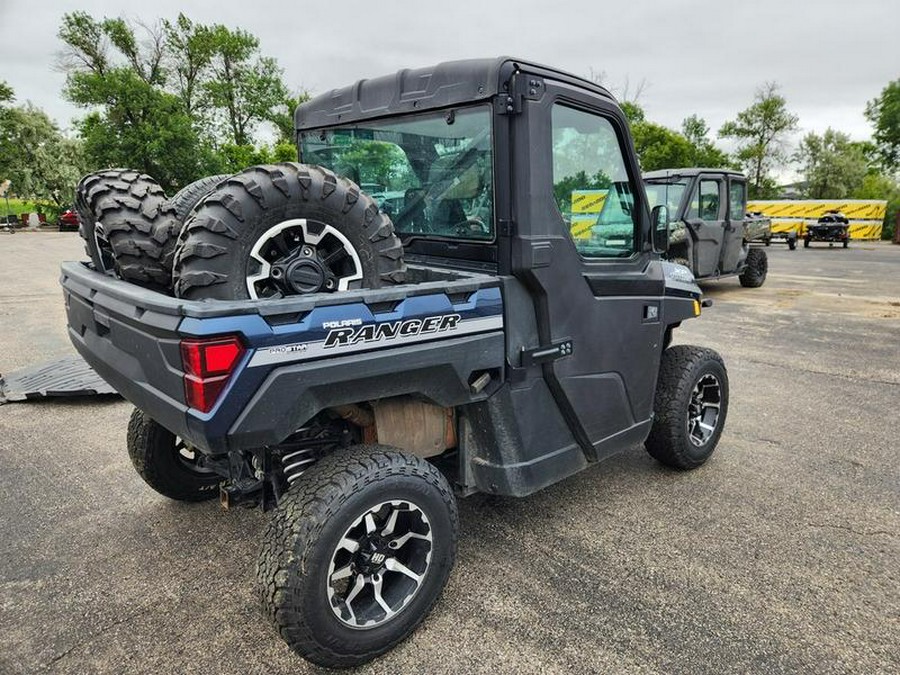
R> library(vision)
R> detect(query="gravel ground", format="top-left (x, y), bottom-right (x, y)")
top-left (1, 233), bottom-right (897, 674)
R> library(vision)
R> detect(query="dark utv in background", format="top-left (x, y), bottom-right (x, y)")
top-left (643, 168), bottom-right (768, 287)
top-left (63, 57), bottom-right (731, 668)
top-left (805, 210), bottom-right (850, 248)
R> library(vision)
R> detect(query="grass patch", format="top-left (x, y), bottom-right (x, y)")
top-left (1, 198), bottom-right (59, 223)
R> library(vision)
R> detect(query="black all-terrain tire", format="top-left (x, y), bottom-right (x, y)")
top-left (126, 408), bottom-right (221, 501)
top-left (645, 346), bottom-right (729, 470)
top-left (257, 445), bottom-right (458, 669)
top-left (167, 174), bottom-right (232, 222)
top-left (172, 163), bottom-right (406, 300)
top-left (738, 247), bottom-right (767, 288)
top-left (74, 169), bottom-right (180, 290)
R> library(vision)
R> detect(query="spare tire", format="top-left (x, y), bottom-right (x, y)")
top-left (172, 163), bottom-right (406, 300)
top-left (157, 174), bottom-right (233, 278)
top-left (167, 174), bottom-right (232, 222)
top-left (74, 169), bottom-right (179, 290)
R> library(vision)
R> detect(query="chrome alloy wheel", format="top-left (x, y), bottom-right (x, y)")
top-left (245, 218), bottom-right (363, 299)
top-left (687, 373), bottom-right (722, 447)
top-left (326, 499), bottom-right (433, 629)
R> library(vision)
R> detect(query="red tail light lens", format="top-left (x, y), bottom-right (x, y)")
top-left (180, 336), bottom-right (244, 413)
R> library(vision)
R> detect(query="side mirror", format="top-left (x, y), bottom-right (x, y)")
top-left (651, 204), bottom-right (669, 252)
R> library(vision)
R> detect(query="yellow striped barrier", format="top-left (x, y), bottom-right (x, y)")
top-left (748, 200), bottom-right (887, 240)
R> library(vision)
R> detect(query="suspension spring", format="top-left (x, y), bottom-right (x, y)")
top-left (280, 447), bottom-right (318, 484)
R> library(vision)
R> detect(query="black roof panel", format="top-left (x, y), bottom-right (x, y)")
top-left (295, 56), bottom-right (616, 130)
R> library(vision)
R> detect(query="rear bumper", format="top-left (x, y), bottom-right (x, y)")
top-left (62, 262), bottom-right (506, 454)
top-left (806, 227), bottom-right (848, 241)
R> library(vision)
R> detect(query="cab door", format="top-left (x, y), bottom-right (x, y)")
top-left (684, 175), bottom-right (725, 277)
top-left (508, 76), bottom-right (666, 460)
top-left (720, 176), bottom-right (747, 273)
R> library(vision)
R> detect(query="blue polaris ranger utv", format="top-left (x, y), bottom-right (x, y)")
top-left (63, 57), bottom-right (729, 668)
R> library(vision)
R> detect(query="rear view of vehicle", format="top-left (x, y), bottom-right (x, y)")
top-left (63, 57), bottom-right (731, 669)
top-left (805, 210), bottom-right (850, 248)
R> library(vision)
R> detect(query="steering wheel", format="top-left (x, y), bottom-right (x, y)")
top-left (454, 218), bottom-right (490, 237)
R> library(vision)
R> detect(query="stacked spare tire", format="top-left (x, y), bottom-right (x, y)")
top-left (74, 163), bottom-right (406, 300)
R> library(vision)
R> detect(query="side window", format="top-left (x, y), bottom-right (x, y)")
top-left (551, 104), bottom-right (638, 258)
top-left (729, 181), bottom-right (746, 220)
top-left (686, 180), bottom-right (722, 222)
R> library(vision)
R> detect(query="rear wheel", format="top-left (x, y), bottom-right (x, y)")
top-left (738, 247), bottom-right (767, 288)
top-left (74, 169), bottom-right (179, 290)
top-left (257, 445), bottom-right (458, 668)
top-left (126, 408), bottom-right (220, 501)
top-left (173, 163), bottom-right (406, 300)
top-left (788, 237), bottom-right (797, 250)
top-left (803, 237), bottom-right (810, 248)
top-left (843, 238), bottom-right (849, 248)
top-left (645, 346), bottom-right (729, 470)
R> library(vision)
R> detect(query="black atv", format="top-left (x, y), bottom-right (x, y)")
top-left (805, 211), bottom-right (850, 248)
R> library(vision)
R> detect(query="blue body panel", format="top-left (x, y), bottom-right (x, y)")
top-left (176, 287), bottom-right (504, 448)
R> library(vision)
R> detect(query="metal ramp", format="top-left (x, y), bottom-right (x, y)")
top-left (0, 354), bottom-right (119, 404)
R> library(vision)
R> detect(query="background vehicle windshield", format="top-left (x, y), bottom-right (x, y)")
top-left (644, 179), bottom-right (688, 219)
top-left (299, 108), bottom-right (494, 241)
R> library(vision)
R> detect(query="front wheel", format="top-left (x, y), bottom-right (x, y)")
top-left (645, 346), bottom-right (729, 470)
top-left (738, 247), bottom-right (767, 288)
top-left (257, 445), bottom-right (458, 668)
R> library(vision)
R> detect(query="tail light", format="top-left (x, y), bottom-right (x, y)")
top-left (180, 335), bottom-right (244, 413)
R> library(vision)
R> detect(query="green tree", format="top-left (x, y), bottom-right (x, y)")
top-left (58, 11), bottom-right (296, 189)
top-left (865, 79), bottom-right (900, 172)
top-left (852, 172), bottom-right (900, 241)
top-left (0, 81), bottom-right (15, 174)
top-left (59, 12), bottom-right (217, 189)
top-left (620, 101), bottom-right (645, 125)
top-left (163, 14), bottom-right (216, 117)
top-left (202, 26), bottom-right (289, 146)
top-left (681, 115), bottom-right (733, 168)
top-left (631, 121), bottom-right (694, 171)
top-left (623, 103), bottom-right (732, 172)
top-left (270, 92), bottom-right (311, 144)
top-left (795, 128), bottom-right (868, 199)
top-left (0, 103), bottom-right (86, 208)
top-left (719, 82), bottom-right (799, 198)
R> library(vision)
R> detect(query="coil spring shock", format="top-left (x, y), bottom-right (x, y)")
top-left (275, 419), bottom-right (352, 486)
top-left (280, 447), bottom-right (317, 484)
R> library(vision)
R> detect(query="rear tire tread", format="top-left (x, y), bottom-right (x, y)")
top-left (172, 163), bottom-right (406, 299)
top-left (257, 445), bottom-right (457, 668)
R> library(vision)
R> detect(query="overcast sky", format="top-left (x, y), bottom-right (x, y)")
top-left (1, 0), bottom-right (897, 172)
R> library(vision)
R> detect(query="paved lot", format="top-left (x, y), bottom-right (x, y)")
top-left (1, 233), bottom-right (898, 674)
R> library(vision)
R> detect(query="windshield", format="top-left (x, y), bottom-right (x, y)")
top-left (643, 179), bottom-right (688, 219)
top-left (299, 107), bottom-right (494, 241)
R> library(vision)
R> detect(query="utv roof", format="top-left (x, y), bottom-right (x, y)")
top-left (295, 57), bottom-right (616, 130)
top-left (643, 168), bottom-right (745, 180)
